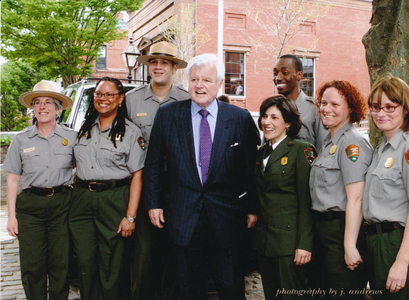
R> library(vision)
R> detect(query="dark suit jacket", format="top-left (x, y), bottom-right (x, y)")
top-left (144, 99), bottom-right (260, 247)
top-left (253, 137), bottom-right (315, 257)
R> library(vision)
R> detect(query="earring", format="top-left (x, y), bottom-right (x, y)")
top-left (119, 103), bottom-right (122, 107)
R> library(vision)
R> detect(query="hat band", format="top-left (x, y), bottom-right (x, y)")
top-left (150, 52), bottom-right (176, 58)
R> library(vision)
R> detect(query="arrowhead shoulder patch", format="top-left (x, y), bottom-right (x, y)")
top-left (345, 144), bottom-right (359, 162)
top-left (304, 147), bottom-right (316, 166)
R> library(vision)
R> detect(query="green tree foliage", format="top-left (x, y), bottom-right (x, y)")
top-left (1, 60), bottom-right (50, 131)
top-left (1, 0), bottom-right (143, 87)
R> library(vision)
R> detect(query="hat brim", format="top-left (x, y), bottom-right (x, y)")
top-left (19, 91), bottom-right (73, 110)
top-left (137, 55), bottom-right (188, 69)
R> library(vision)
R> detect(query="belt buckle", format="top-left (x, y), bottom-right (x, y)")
top-left (88, 182), bottom-right (103, 192)
top-left (45, 187), bottom-right (54, 197)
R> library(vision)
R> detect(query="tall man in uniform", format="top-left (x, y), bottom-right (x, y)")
top-left (126, 41), bottom-right (189, 300)
top-left (144, 53), bottom-right (260, 299)
top-left (273, 54), bottom-right (328, 151)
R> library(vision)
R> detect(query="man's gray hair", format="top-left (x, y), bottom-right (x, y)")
top-left (187, 53), bottom-right (225, 84)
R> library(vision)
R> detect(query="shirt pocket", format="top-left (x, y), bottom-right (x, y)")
top-left (371, 167), bottom-right (401, 201)
top-left (135, 117), bottom-right (152, 141)
top-left (53, 147), bottom-right (73, 169)
top-left (74, 138), bottom-right (91, 164)
top-left (21, 149), bottom-right (40, 174)
top-left (97, 141), bottom-right (126, 168)
top-left (315, 155), bottom-right (340, 187)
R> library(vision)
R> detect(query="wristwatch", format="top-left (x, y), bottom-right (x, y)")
top-left (125, 215), bottom-right (135, 223)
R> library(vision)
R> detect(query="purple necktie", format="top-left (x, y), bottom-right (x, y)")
top-left (199, 109), bottom-right (212, 184)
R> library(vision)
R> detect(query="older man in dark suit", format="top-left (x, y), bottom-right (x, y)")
top-left (144, 53), bottom-right (260, 299)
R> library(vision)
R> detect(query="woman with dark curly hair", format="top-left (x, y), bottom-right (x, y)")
top-left (254, 95), bottom-right (316, 299)
top-left (69, 77), bottom-right (146, 299)
top-left (310, 80), bottom-right (373, 298)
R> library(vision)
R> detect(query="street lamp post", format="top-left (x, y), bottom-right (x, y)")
top-left (121, 37), bottom-right (140, 83)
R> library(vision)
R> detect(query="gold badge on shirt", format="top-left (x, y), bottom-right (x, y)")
top-left (62, 138), bottom-right (68, 146)
top-left (330, 145), bottom-right (337, 155)
top-left (23, 147), bottom-right (35, 153)
top-left (281, 157), bottom-right (288, 166)
top-left (384, 157), bottom-right (394, 168)
top-left (136, 113), bottom-right (147, 117)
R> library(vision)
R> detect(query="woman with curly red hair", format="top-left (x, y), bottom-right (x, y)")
top-left (310, 80), bottom-right (373, 298)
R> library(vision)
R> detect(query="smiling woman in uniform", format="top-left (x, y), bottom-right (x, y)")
top-left (363, 76), bottom-right (409, 299)
top-left (310, 80), bottom-right (373, 298)
top-left (253, 95), bottom-right (316, 299)
top-left (69, 77), bottom-right (146, 299)
top-left (4, 80), bottom-right (76, 300)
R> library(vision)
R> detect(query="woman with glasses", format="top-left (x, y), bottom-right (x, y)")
top-left (3, 80), bottom-right (76, 300)
top-left (69, 77), bottom-right (146, 299)
top-left (363, 76), bottom-right (409, 299)
top-left (310, 80), bottom-right (373, 298)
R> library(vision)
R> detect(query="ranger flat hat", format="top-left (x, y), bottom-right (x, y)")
top-left (19, 80), bottom-right (73, 109)
top-left (137, 41), bottom-right (188, 69)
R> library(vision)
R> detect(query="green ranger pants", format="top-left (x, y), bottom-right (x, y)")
top-left (257, 254), bottom-right (311, 300)
top-left (131, 205), bottom-right (179, 300)
top-left (315, 216), bottom-right (367, 299)
top-left (366, 227), bottom-right (409, 300)
top-left (69, 185), bottom-right (129, 300)
top-left (16, 187), bottom-right (72, 300)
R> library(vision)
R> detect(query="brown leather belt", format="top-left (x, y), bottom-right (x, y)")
top-left (363, 221), bottom-right (404, 235)
top-left (23, 185), bottom-right (72, 197)
top-left (313, 210), bottom-right (345, 221)
top-left (76, 177), bottom-right (131, 192)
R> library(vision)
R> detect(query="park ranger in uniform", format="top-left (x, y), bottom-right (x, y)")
top-left (125, 41), bottom-right (189, 300)
top-left (310, 81), bottom-right (373, 298)
top-left (4, 80), bottom-right (76, 300)
top-left (69, 77), bottom-right (146, 300)
top-left (363, 76), bottom-right (409, 299)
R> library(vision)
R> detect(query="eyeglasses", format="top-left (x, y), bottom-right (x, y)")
top-left (94, 92), bottom-right (120, 99)
top-left (33, 100), bottom-right (55, 107)
top-left (369, 103), bottom-right (400, 113)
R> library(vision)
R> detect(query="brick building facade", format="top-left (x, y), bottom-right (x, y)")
top-left (127, 0), bottom-right (372, 113)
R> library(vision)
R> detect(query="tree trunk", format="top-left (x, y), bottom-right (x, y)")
top-left (362, 0), bottom-right (409, 147)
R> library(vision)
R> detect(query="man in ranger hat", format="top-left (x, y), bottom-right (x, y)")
top-left (126, 41), bottom-right (189, 300)
top-left (4, 80), bottom-right (77, 300)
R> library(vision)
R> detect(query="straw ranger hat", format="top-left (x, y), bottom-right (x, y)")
top-left (137, 41), bottom-right (188, 69)
top-left (19, 80), bottom-right (73, 110)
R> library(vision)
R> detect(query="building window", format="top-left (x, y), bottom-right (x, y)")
top-left (225, 52), bottom-right (245, 96)
top-left (96, 45), bottom-right (107, 69)
top-left (300, 57), bottom-right (314, 97)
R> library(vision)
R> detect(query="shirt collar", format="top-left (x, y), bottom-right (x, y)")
top-left (28, 123), bottom-right (58, 138)
top-left (326, 122), bottom-right (353, 146)
top-left (191, 99), bottom-right (218, 118)
top-left (386, 129), bottom-right (404, 150)
top-left (270, 135), bottom-right (288, 150)
top-left (144, 83), bottom-right (180, 103)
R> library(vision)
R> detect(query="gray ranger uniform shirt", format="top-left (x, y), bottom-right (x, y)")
top-left (310, 122), bottom-right (373, 212)
top-left (295, 90), bottom-right (328, 151)
top-left (74, 118), bottom-right (146, 181)
top-left (3, 124), bottom-right (77, 189)
top-left (363, 130), bottom-right (409, 227)
top-left (126, 84), bottom-right (189, 144)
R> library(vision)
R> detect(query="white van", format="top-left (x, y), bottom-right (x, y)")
top-left (62, 78), bottom-right (140, 131)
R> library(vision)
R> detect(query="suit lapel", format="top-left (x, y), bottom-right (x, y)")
top-left (174, 100), bottom-right (201, 185)
top-left (206, 101), bottom-right (231, 184)
top-left (265, 136), bottom-right (292, 171)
